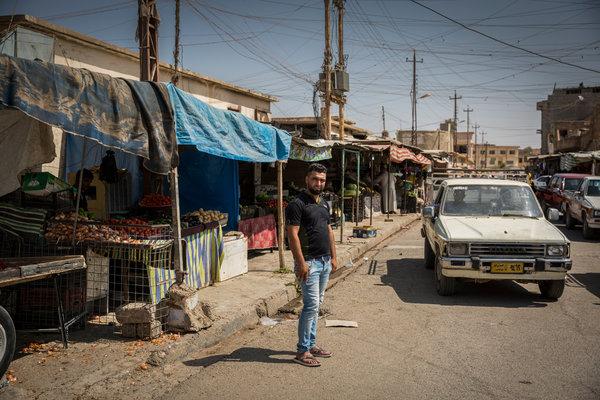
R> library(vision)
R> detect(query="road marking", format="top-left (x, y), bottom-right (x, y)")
top-left (385, 245), bottom-right (424, 249)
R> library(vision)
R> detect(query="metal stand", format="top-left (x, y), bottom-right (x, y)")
top-left (384, 155), bottom-right (393, 222)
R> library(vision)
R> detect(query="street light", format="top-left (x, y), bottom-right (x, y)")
top-left (419, 93), bottom-right (432, 99)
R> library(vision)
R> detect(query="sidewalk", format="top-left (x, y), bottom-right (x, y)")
top-left (2, 213), bottom-right (420, 399)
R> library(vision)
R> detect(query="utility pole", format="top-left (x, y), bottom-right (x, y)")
top-left (406, 49), bottom-right (423, 147)
top-left (334, 0), bottom-right (345, 141)
top-left (381, 105), bottom-right (389, 138)
top-left (449, 90), bottom-right (462, 150)
top-left (321, 0), bottom-right (333, 139)
top-left (463, 105), bottom-right (473, 162)
top-left (473, 122), bottom-right (480, 168)
top-left (481, 131), bottom-right (488, 169)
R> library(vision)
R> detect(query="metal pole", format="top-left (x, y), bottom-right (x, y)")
top-left (386, 154), bottom-right (392, 221)
top-left (71, 138), bottom-right (88, 247)
top-left (336, 0), bottom-right (345, 141)
top-left (356, 151), bottom-right (360, 226)
top-left (370, 154), bottom-right (374, 226)
top-left (340, 148), bottom-right (345, 243)
top-left (276, 161), bottom-right (285, 270)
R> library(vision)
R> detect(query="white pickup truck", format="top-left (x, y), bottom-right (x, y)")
top-left (422, 179), bottom-right (571, 299)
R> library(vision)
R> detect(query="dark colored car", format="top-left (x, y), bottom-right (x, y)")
top-left (538, 173), bottom-right (591, 217)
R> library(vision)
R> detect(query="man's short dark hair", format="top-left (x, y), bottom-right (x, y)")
top-left (306, 163), bottom-right (327, 176)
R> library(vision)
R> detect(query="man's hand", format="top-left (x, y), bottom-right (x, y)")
top-left (331, 258), bottom-right (338, 273)
top-left (297, 263), bottom-right (309, 282)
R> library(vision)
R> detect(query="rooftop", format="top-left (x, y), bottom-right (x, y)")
top-left (0, 14), bottom-right (276, 102)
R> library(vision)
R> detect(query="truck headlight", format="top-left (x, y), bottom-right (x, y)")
top-left (594, 210), bottom-right (600, 218)
top-left (547, 245), bottom-right (567, 257)
top-left (448, 242), bottom-right (468, 256)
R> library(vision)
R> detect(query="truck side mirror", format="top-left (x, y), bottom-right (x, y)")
top-left (422, 206), bottom-right (435, 219)
top-left (547, 208), bottom-right (560, 222)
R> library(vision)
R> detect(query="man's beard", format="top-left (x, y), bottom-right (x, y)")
top-left (308, 187), bottom-right (323, 195)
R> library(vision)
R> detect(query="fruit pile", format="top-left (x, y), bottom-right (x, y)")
top-left (139, 194), bottom-right (171, 208)
top-left (45, 222), bottom-right (139, 244)
top-left (106, 218), bottom-right (161, 238)
top-left (182, 209), bottom-right (226, 226)
top-left (264, 199), bottom-right (288, 210)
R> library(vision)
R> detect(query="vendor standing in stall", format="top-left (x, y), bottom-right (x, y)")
top-left (286, 163), bottom-right (338, 367)
top-left (374, 164), bottom-right (397, 213)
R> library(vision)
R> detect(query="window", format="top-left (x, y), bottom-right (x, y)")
top-left (549, 176), bottom-right (559, 188)
top-left (480, 150), bottom-right (485, 154)
top-left (519, 158), bottom-right (524, 163)
top-left (509, 150), bottom-right (516, 155)
top-left (500, 150), bottom-right (506, 155)
top-left (489, 150), bottom-right (496, 155)
top-left (489, 158), bottom-right (496, 165)
top-left (507, 160), bottom-right (514, 165)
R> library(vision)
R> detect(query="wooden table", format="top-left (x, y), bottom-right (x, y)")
top-left (0, 256), bottom-right (86, 348)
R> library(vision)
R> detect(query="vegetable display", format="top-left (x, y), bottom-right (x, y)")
top-left (106, 218), bottom-right (161, 238)
top-left (139, 194), bottom-right (171, 208)
top-left (182, 209), bottom-right (226, 226)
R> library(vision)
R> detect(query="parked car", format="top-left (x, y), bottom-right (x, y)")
top-left (537, 173), bottom-right (590, 217)
top-left (422, 179), bottom-right (571, 299)
top-left (532, 175), bottom-right (551, 192)
top-left (565, 176), bottom-right (600, 239)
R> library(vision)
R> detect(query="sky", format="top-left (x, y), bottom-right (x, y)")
top-left (2, 0), bottom-right (600, 149)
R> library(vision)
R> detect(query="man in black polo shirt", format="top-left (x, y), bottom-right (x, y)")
top-left (286, 163), bottom-right (338, 367)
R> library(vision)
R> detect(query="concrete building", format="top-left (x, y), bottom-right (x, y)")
top-left (518, 148), bottom-right (541, 167)
top-left (537, 84), bottom-right (600, 154)
top-left (397, 127), bottom-right (453, 153)
top-left (473, 144), bottom-right (521, 169)
top-left (0, 15), bottom-right (276, 176)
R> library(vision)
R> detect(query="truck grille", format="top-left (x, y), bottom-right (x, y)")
top-left (469, 243), bottom-right (545, 257)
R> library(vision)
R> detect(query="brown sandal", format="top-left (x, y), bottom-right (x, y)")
top-left (293, 352), bottom-right (321, 367)
top-left (310, 346), bottom-right (332, 358)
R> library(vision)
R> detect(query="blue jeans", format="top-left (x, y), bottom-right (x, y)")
top-left (297, 256), bottom-right (331, 353)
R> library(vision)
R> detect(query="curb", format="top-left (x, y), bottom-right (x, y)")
top-left (155, 214), bottom-right (420, 365)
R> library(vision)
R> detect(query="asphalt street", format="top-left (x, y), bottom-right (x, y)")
top-left (143, 222), bottom-right (600, 400)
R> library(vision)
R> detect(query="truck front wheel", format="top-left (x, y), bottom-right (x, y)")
top-left (538, 279), bottom-right (565, 300)
top-left (435, 255), bottom-right (456, 296)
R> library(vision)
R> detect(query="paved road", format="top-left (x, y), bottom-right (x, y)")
top-left (154, 222), bottom-right (600, 400)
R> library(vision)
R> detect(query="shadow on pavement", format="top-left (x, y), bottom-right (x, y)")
top-left (184, 347), bottom-right (297, 368)
top-left (380, 258), bottom-right (551, 308)
top-left (569, 273), bottom-right (600, 300)
top-left (555, 225), bottom-right (600, 243)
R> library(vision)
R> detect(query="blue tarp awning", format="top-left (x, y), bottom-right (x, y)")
top-left (167, 83), bottom-right (291, 162)
top-left (0, 55), bottom-right (178, 174)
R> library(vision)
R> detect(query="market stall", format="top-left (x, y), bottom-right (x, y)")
top-left (167, 83), bottom-right (292, 270)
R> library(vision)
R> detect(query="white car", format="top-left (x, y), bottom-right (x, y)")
top-left (422, 179), bottom-right (571, 299)
top-left (565, 176), bottom-right (600, 239)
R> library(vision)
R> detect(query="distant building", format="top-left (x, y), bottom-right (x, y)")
top-left (518, 148), bottom-right (541, 167)
top-left (537, 84), bottom-right (600, 154)
top-left (397, 122), bottom-right (473, 163)
top-left (473, 144), bottom-right (520, 169)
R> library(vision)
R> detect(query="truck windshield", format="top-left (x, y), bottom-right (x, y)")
top-left (442, 185), bottom-right (543, 217)
top-left (587, 180), bottom-right (600, 197)
top-left (564, 178), bottom-right (583, 191)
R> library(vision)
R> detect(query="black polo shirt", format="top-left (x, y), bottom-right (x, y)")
top-left (286, 191), bottom-right (331, 260)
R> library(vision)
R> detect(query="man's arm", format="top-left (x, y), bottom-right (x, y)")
top-left (287, 225), bottom-right (308, 281)
top-left (328, 225), bottom-right (338, 273)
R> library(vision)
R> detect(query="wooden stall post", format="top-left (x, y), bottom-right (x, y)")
top-left (170, 168), bottom-right (185, 284)
top-left (385, 154), bottom-right (393, 222)
top-left (276, 161), bottom-right (286, 271)
top-left (71, 138), bottom-right (88, 247)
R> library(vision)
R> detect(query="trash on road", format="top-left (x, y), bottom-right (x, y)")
top-left (259, 316), bottom-right (281, 326)
top-left (325, 320), bottom-right (358, 328)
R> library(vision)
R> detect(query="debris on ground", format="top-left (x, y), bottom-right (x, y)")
top-left (325, 320), bottom-right (358, 328)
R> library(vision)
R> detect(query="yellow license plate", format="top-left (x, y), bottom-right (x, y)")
top-left (490, 262), bottom-right (524, 274)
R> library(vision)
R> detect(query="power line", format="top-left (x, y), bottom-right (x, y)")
top-left (408, 0), bottom-right (600, 74)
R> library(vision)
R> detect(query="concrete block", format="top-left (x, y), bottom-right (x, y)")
top-left (115, 303), bottom-right (156, 324)
top-left (121, 323), bottom-right (137, 338)
top-left (136, 320), bottom-right (162, 339)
